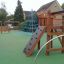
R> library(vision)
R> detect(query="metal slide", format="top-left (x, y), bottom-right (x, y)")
top-left (23, 26), bottom-right (45, 56)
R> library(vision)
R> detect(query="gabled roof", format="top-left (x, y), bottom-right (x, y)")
top-left (37, 1), bottom-right (55, 12)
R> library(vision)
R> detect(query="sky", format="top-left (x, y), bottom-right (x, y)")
top-left (0, 0), bottom-right (64, 15)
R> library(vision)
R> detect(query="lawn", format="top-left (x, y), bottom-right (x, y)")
top-left (0, 30), bottom-right (64, 64)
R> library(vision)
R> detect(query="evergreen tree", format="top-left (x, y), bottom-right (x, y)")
top-left (62, 3), bottom-right (64, 9)
top-left (14, 0), bottom-right (24, 23)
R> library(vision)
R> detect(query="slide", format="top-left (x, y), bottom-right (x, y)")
top-left (23, 26), bottom-right (45, 56)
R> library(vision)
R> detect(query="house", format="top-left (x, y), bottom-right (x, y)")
top-left (37, 0), bottom-right (62, 13)
top-left (24, 11), bottom-right (36, 20)
top-left (21, 0), bottom-right (64, 32)
top-left (37, 0), bottom-right (63, 26)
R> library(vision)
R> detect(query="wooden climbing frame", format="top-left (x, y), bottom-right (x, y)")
top-left (38, 12), bottom-right (64, 55)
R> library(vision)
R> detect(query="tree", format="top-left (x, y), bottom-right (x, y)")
top-left (61, 3), bottom-right (64, 9)
top-left (0, 3), bottom-right (7, 25)
top-left (0, 8), bottom-right (7, 21)
top-left (6, 15), bottom-right (14, 21)
top-left (14, 0), bottom-right (24, 23)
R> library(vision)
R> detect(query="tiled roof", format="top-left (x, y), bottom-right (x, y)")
top-left (37, 1), bottom-right (54, 12)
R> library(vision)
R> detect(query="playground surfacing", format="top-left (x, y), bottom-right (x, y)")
top-left (0, 30), bottom-right (64, 64)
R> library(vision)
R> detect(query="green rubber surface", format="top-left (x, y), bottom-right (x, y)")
top-left (0, 30), bottom-right (64, 64)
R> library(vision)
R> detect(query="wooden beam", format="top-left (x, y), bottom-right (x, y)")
top-left (49, 26), bottom-right (64, 29)
top-left (50, 35), bottom-right (53, 48)
top-left (47, 48), bottom-right (64, 52)
top-left (62, 16), bottom-right (64, 53)
top-left (54, 29), bottom-right (62, 45)
top-left (62, 36), bottom-right (64, 53)
top-left (38, 40), bottom-right (40, 50)
top-left (48, 32), bottom-right (63, 35)
top-left (46, 35), bottom-right (52, 55)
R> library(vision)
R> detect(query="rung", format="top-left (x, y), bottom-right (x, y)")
top-left (47, 48), bottom-right (64, 51)
top-left (48, 32), bottom-right (64, 35)
top-left (48, 26), bottom-right (64, 29)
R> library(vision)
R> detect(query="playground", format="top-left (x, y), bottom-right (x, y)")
top-left (0, 0), bottom-right (64, 64)
top-left (0, 30), bottom-right (64, 64)
top-left (0, 8), bottom-right (64, 64)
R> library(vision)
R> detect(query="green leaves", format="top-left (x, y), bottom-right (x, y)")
top-left (0, 8), bottom-right (7, 22)
top-left (14, 0), bottom-right (24, 23)
top-left (61, 3), bottom-right (64, 9)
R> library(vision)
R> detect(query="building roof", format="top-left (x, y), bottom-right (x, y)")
top-left (5, 20), bottom-right (19, 23)
top-left (24, 11), bottom-right (36, 16)
top-left (51, 10), bottom-right (64, 14)
top-left (37, 1), bottom-right (55, 12)
top-left (24, 11), bottom-right (32, 16)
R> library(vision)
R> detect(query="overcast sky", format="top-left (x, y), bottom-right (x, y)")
top-left (0, 0), bottom-right (64, 15)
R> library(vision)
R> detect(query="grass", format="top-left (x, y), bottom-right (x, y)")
top-left (0, 30), bottom-right (64, 64)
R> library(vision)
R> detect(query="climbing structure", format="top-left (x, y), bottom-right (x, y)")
top-left (23, 11), bottom-right (64, 56)
top-left (23, 26), bottom-right (45, 56)
top-left (38, 12), bottom-right (64, 55)
top-left (21, 11), bottom-right (38, 32)
top-left (21, 20), bottom-right (38, 32)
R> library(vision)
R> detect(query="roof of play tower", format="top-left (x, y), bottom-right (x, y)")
top-left (37, 1), bottom-right (55, 12)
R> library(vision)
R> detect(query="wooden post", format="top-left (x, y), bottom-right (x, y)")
top-left (50, 35), bottom-right (53, 48)
top-left (62, 36), bottom-right (64, 53)
top-left (50, 29), bottom-right (53, 48)
top-left (46, 15), bottom-right (53, 55)
top-left (38, 17), bottom-right (41, 26)
top-left (46, 35), bottom-right (52, 55)
top-left (38, 40), bottom-right (40, 50)
top-left (62, 16), bottom-right (64, 53)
